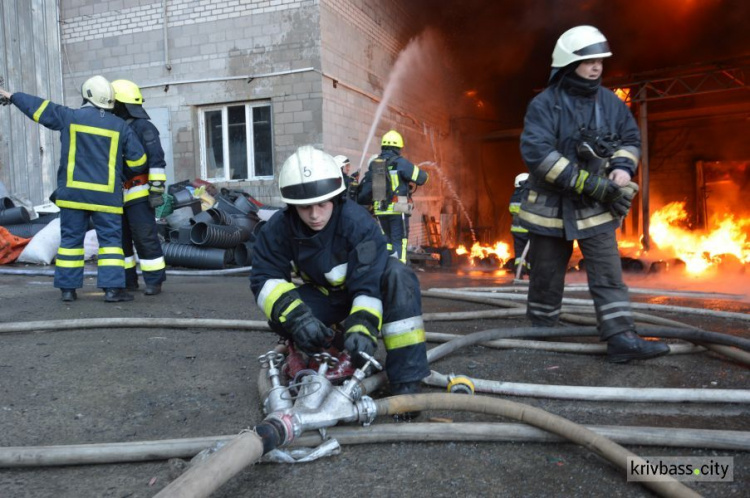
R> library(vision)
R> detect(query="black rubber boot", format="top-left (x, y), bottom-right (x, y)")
top-left (126, 281), bottom-right (139, 291)
top-left (61, 289), bottom-right (77, 302)
top-left (104, 288), bottom-right (134, 302)
top-left (144, 284), bottom-right (162, 296)
top-left (390, 381), bottom-right (422, 422)
top-left (606, 331), bottom-right (670, 363)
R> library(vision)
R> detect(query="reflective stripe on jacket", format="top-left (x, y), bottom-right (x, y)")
top-left (372, 150), bottom-right (428, 215)
top-left (123, 118), bottom-right (167, 206)
top-left (518, 85), bottom-right (640, 240)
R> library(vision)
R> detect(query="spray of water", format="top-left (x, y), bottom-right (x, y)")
top-left (417, 161), bottom-right (477, 243)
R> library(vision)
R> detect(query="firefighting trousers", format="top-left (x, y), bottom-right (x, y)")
top-left (377, 213), bottom-right (409, 263)
top-left (526, 231), bottom-right (636, 340)
top-left (122, 201), bottom-right (166, 287)
top-left (54, 208), bottom-right (125, 290)
top-left (274, 259), bottom-right (429, 385)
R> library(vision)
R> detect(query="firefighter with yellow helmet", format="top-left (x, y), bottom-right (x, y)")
top-left (251, 146), bottom-right (429, 417)
top-left (0, 76), bottom-right (146, 302)
top-left (111, 79), bottom-right (167, 296)
top-left (357, 130), bottom-right (428, 263)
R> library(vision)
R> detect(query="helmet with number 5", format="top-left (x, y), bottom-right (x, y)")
top-left (279, 146), bottom-right (346, 205)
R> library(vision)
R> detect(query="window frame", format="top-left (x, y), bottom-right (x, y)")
top-left (198, 101), bottom-right (274, 182)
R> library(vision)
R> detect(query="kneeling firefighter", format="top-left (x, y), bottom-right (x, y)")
top-left (250, 146), bottom-right (429, 412)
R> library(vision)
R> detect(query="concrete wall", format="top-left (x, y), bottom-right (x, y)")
top-left (0, 0), bottom-right (63, 206)
top-left (59, 0), bottom-right (322, 206)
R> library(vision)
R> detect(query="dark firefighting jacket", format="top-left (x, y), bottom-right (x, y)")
top-left (251, 198), bottom-right (386, 332)
top-left (10, 92), bottom-right (146, 214)
top-left (362, 149), bottom-right (428, 216)
top-left (518, 84), bottom-right (640, 240)
top-left (509, 184), bottom-right (528, 234)
top-left (123, 118), bottom-right (167, 206)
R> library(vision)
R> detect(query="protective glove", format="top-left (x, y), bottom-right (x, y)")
top-left (343, 310), bottom-right (379, 368)
top-left (272, 291), bottom-right (333, 354)
top-left (572, 170), bottom-right (622, 204)
top-left (0, 96), bottom-right (10, 106)
top-left (609, 182), bottom-right (639, 218)
top-left (148, 181), bottom-right (165, 208)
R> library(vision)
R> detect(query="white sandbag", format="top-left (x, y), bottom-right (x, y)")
top-left (84, 229), bottom-right (99, 260)
top-left (17, 218), bottom-right (61, 265)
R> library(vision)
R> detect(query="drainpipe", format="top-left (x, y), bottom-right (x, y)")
top-left (163, 0), bottom-right (172, 71)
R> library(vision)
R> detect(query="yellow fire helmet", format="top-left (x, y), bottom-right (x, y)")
top-left (381, 129), bottom-right (404, 148)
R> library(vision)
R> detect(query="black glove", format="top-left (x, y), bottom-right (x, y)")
top-left (609, 182), bottom-right (639, 218)
top-left (272, 291), bottom-right (332, 354)
top-left (343, 310), bottom-right (379, 367)
top-left (149, 181), bottom-right (165, 208)
top-left (572, 170), bottom-right (622, 204)
top-left (286, 307), bottom-right (334, 354)
top-left (0, 96), bottom-right (10, 106)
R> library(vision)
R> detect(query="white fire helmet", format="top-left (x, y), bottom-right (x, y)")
top-left (333, 155), bottom-right (350, 170)
top-left (551, 25), bottom-right (612, 71)
top-left (514, 173), bottom-right (529, 188)
top-left (81, 75), bottom-right (115, 110)
top-left (279, 146), bottom-right (346, 205)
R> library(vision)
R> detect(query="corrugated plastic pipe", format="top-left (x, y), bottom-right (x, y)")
top-left (162, 242), bottom-right (231, 269)
top-left (189, 222), bottom-right (248, 248)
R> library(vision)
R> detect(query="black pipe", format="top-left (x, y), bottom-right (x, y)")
top-left (2, 223), bottom-right (47, 239)
top-left (190, 222), bottom-right (248, 248)
top-left (254, 418), bottom-right (288, 454)
top-left (0, 197), bottom-right (15, 209)
top-left (233, 239), bottom-right (255, 266)
top-left (162, 243), bottom-right (231, 269)
top-left (0, 207), bottom-right (31, 225)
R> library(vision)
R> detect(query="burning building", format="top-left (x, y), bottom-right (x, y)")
top-left (0, 0), bottom-right (748, 274)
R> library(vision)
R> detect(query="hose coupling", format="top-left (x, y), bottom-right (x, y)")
top-left (355, 396), bottom-right (378, 426)
top-left (447, 375), bottom-right (475, 395)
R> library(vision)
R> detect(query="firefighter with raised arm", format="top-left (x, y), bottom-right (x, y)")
top-left (251, 146), bottom-right (429, 419)
top-left (0, 76), bottom-right (146, 302)
top-left (518, 25), bottom-right (668, 363)
top-left (357, 130), bottom-right (428, 263)
top-left (111, 79), bottom-right (167, 296)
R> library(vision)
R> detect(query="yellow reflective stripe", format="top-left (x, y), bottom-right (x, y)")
top-left (127, 153), bottom-right (147, 168)
top-left (124, 185), bottom-right (150, 203)
top-left (518, 209), bottom-right (564, 229)
top-left (139, 257), bottom-right (166, 271)
top-left (410, 166), bottom-right (421, 181)
top-left (279, 299), bottom-right (303, 323)
top-left (98, 259), bottom-right (125, 267)
top-left (510, 226), bottom-right (529, 233)
top-left (509, 203), bottom-right (520, 214)
top-left (545, 156), bottom-right (570, 183)
top-left (346, 326), bottom-right (378, 342)
top-left (56, 259), bottom-right (85, 268)
top-left (257, 280), bottom-right (297, 319)
top-left (612, 149), bottom-right (638, 164)
top-left (323, 263), bottom-right (347, 287)
top-left (55, 199), bottom-right (123, 214)
top-left (149, 170), bottom-right (167, 181)
top-left (124, 258), bottom-right (137, 270)
top-left (99, 247), bottom-right (125, 256)
top-left (58, 247), bottom-right (85, 256)
top-left (383, 328), bottom-right (426, 350)
top-left (33, 100), bottom-right (50, 122)
top-left (576, 211), bottom-right (615, 230)
top-left (67, 124), bottom-right (119, 193)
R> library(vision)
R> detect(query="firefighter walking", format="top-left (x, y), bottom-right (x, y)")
top-left (112, 79), bottom-right (167, 296)
top-left (0, 76), bottom-right (146, 302)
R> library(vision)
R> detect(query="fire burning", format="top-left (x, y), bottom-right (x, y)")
top-left (649, 201), bottom-right (750, 274)
top-left (456, 241), bottom-right (511, 267)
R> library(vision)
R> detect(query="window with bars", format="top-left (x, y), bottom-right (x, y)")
top-left (199, 102), bottom-right (273, 181)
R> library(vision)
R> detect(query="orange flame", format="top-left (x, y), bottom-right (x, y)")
top-left (455, 241), bottom-right (512, 266)
top-left (649, 201), bottom-right (750, 274)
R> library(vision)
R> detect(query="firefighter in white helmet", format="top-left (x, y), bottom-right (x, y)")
top-left (509, 173), bottom-right (530, 277)
top-left (0, 77), bottom-right (146, 303)
top-left (251, 146), bottom-right (429, 417)
top-left (357, 130), bottom-right (428, 263)
top-left (333, 154), bottom-right (359, 200)
top-left (518, 25), bottom-right (668, 362)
